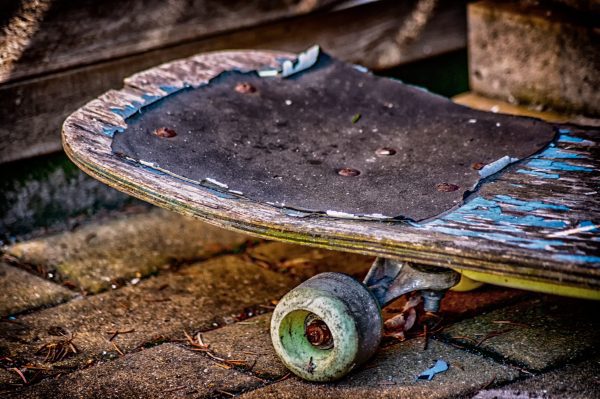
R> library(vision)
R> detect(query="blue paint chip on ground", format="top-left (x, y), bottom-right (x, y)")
top-left (417, 359), bottom-right (449, 381)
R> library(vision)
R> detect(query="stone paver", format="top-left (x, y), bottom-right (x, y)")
top-left (441, 296), bottom-right (600, 371)
top-left (240, 339), bottom-right (520, 399)
top-left (4, 208), bottom-right (249, 293)
top-left (474, 356), bottom-right (600, 399)
top-left (6, 344), bottom-right (262, 398)
top-left (0, 263), bottom-right (74, 317)
top-left (245, 242), bottom-right (373, 281)
top-left (2, 217), bottom-right (596, 398)
top-left (0, 254), bottom-right (295, 381)
top-left (203, 313), bottom-right (287, 379)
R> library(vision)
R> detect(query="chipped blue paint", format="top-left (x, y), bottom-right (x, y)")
top-left (159, 85), bottom-right (184, 94)
top-left (142, 93), bottom-right (161, 105)
top-left (101, 126), bottom-right (124, 137)
top-left (539, 147), bottom-right (584, 159)
top-left (512, 131), bottom-right (591, 179)
top-left (200, 185), bottom-right (237, 199)
top-left (553, 254), bottom-right (600, 264)
top-left (410, 123), bottom-right (598, 261)
top-left (479, 156), bottom-right (519, 178)
top-left (110, 104), bottom-right (138, 119)
top-left (281, 45), bottom-right (320, 77)
top-left (424, 225), bottom-right (565, 250)
top-left (433, 197), bottom-right (567, 229)
top-left (576, 221), bottom-right (599, 241)
top-left (352, 64), bottom-right (369, 73)
top-left (493, 195), bottom-right (569, 211)
top-left (526, 159), bottom-right (593, 172)
top-left (516, 169), bottom-right (560, 179)
top-left (259, 45), bottom-right (320, 78)
top-left (558, 135), bottom-right (584, 143)
top-left (417, 360), bottom-right (448, 381)
top-left (134, 158), bottom-right (237, 199)
top-left (416, 195), bottom-right (576, 252)
top-left (284, 209), bottom-right (313, 218)
top-left (137, 163), bottom-right (167, 176)
top-left (579, 220), bottom-right (598, 230)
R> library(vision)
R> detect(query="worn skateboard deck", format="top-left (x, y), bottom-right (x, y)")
top-left (62, 48), bottom-right (600, 296)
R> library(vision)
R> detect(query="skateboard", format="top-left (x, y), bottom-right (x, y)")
top-left (62, 46), bottom-right (599, 382)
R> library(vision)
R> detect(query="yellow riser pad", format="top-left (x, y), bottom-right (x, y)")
top-left (451, 269), bottom-right (600, 300)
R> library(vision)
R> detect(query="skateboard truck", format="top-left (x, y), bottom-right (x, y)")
top-left (270, 260), bottom-right (460, 382)
top-left (363, 258), bottom-right (460, 311)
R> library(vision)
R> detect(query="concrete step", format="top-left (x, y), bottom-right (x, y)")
top-left (468, 0), bottom-right (599, 116)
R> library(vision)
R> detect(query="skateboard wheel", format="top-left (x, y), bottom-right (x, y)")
top-left (270, 272), bottom-right (382, 381)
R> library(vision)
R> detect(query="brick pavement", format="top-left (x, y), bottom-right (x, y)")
top-left (1, 208), bottom-right (598, 398)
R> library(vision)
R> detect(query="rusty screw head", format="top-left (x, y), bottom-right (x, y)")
top-left (305, 319), bottom-right (333, 349)
top-left (338, 168), bottom-right (360, 177)
top-left (153, 127), bottom-right (177, 138)
top-left (375, 147), bottom-right (397, 156)
top-left (235, 82), bottom-right (257, 94)
top-left (471, 162), bottom-right (486, 170)
top-left (436, 183), bottom-right (460, 192)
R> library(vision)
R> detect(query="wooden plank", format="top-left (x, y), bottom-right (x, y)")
top-left (0, 0), bottom-right (342, 84)
top-left (0, 0), bottom-right (466, 164)
top-left (453, 92), bottom-right (572, 123)
top-left (62, 50), bottom-right (600, 292)
top-left (454, 92), bottom-right (600, 127)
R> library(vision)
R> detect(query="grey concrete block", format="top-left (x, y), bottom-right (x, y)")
top-left (468, 1), bottom-right (600, 116)
top-left (0, 262), bottom-right (74, 317)
top-left (7, 344), bottom-right (261, 398)
top-left (240, 339), bottom-right (520, 398)
top-left (5, 208), bottom-right (249, 293)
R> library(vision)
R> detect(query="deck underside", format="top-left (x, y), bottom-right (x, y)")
top-left (62, 49), bottom-right (600, 291)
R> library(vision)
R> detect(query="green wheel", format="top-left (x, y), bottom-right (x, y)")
top-left (270, 272), bottom-right (382, 381)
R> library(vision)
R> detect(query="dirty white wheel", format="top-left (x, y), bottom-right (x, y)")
top-left (270, 272), bottom-right (382, 381)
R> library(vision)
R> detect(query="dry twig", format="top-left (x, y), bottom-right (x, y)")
top-left (9, 368), bottom-right (27, 384)
top-left (111, 341), bottom-right (125, 356)
top-left (107, 328), bottom-right (135, 341)
top-left (36, 332), bottom-right (78, 363)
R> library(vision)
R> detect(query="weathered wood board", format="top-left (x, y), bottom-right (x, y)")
top-left (0, 0), bottom-right (343, 84)
top-left (1, 0), bottom-right (466, 164)
top-left (62, 50), bottom-right (600, 292)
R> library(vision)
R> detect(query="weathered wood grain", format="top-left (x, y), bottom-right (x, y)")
top-left (1, 0), bottom-right (466, 164)
top-left (0, 0), bottom-right (342, 84)
top-left (453, 92), bottom-right (572, 123)
top-left (0, 0), bottom-right (467, 84)
top-left (62, 50), bottom-right (600, 294)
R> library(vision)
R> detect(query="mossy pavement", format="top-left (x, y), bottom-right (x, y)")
top-left (1, 207), bottom-right (598, 398)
